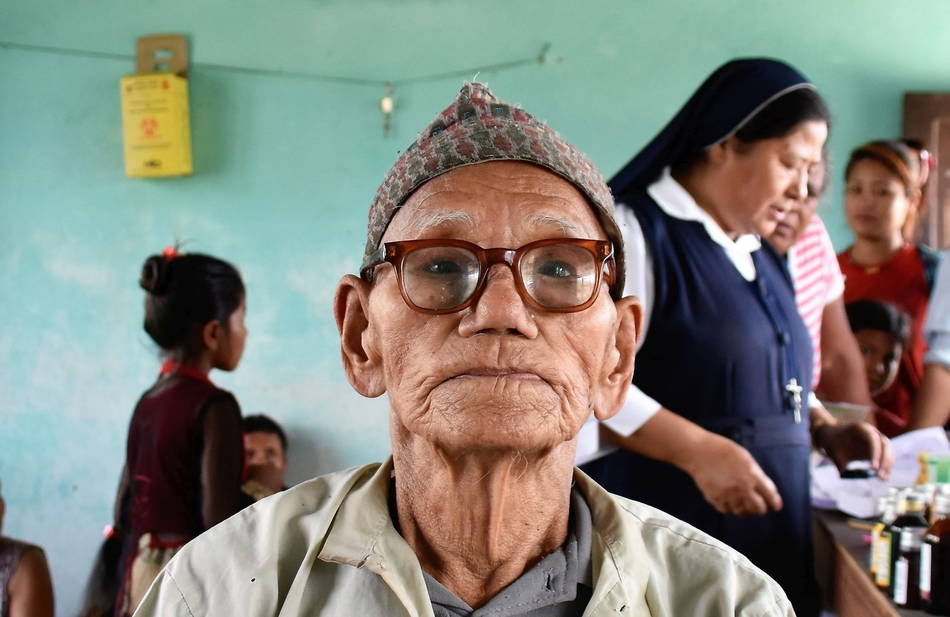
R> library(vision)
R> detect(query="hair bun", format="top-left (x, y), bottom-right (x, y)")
top-left (139, 255), bottom-right (172, 294)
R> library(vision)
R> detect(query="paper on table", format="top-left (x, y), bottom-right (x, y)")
top-left (810, 427), bottom-right (950, 518)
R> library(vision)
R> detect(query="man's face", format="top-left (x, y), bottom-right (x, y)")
top-left (244, 431), bottom-right (287, 473)
top-left (360, 161), bottom-right (638, 456)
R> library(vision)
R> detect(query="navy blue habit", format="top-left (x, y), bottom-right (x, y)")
top-left (584, 58), bottom-right (821, 617)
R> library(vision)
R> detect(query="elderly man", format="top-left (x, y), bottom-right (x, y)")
top-left (133, 83), bottom-right (793, 616)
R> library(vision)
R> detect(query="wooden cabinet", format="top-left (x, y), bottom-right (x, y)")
top-left (903, 93), bottom-right (950, 249)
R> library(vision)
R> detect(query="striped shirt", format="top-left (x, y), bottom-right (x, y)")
top-left (787, 216), bottom-right (844, 386)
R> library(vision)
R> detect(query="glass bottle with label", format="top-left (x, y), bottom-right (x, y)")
top-left (878, 491), bottom-right (909, 591)
top-left (889, 492), bottom-right (928, 606)
top-left (871, 496), bottom-right (897, 579)
top-left (923, 494), bottom-right (950, 614)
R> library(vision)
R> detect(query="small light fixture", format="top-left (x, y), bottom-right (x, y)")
top-left (380, 84), bottom-right (394, 136)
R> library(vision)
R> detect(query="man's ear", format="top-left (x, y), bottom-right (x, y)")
top-left (591, 296), bottom-right (642, 422)
top-left (334, 274), bottom-right (385, 398)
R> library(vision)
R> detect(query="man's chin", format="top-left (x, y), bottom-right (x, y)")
top-left (413, 408), bottom-right (579, 455)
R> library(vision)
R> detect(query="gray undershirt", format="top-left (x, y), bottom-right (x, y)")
top-left (423, 488), bottom-right (594, 617)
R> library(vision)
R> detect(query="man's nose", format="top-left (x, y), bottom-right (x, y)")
top-left (457, 265), bottom-right (538, 338)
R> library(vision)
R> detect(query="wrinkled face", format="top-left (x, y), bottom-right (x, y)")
top-left (719, 120), bottom-right (827, 236)
top-left (855, 328), bottom-right (902, 396)
top-left (366, 161), bottom-right (628, 454)
top-left (761, 194), bottom-right (818, 255)
top-left (214, 299), bottom-right (248, 371)
top-left (762, 159), bottom-right (826, 255)
top-left (244, 431), bottom-right (287, 471)
top-left (845, 159), bottom-right (914, 242)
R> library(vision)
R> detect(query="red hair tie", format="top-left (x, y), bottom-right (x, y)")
top-left (161, 245), bottom-right (180, 261)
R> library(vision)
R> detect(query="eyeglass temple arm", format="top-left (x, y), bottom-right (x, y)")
top-left (360, 245), bottom-right (389, 282)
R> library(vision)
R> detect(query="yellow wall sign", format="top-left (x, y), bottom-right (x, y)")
top-left (120, 73), bottom-right (192, 177)
top-left (121, 34), bottom-right (192, 178)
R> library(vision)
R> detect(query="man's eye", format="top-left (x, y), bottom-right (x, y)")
top-left (421, 260), bottom-right (462, 275)
top-left (537, 260), bottom-right (574, 278)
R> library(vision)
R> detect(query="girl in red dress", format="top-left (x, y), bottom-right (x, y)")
top-left (838, 140), bottom-right (940, 430)
top-left (96, 248), bottom-right (276, 617)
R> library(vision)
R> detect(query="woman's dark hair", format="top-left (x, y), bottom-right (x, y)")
top-left (139, 252), bottom-right (244, 351)
top-left (242, 414), bottom-right (288, 452)
top-left (845, 299), bottom-right (910, 346)
top-left (673, 87), bottom-right (830, 172)
top-left (77, 481), bottom-right (130, 617)
top-left (76, 535), bottom-right (123, 617)
top-left (734, 87), bottom-right (830, 144)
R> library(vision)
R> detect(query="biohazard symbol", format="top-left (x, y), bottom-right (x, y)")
top-left (140, 117), bottom-right (158, 138)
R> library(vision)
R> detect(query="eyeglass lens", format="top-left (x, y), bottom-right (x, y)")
top-left (401, 244), bottom-right (598, 311)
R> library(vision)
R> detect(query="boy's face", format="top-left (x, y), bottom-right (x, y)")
top-left (855, 329), bottom-right (903, 396)
top-left (244, 432), bottom-right (287, 474)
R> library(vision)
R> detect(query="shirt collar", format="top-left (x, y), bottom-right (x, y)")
top-left (317, 459), bottom-right (645, 613)
top-left (646, 167), bottom-right (761, 254)
top-left (423, 487), bottom-right (594, 616)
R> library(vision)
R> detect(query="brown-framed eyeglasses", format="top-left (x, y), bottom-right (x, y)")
top-left (360, 238), bottom-right (615, 315)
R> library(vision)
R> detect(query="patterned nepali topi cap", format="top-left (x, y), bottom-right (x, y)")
top-left (361, 82), bottom-right (625, 299)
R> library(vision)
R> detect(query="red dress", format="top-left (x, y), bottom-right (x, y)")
top-left (837, 244), bottom-right (936, 429)
top-left (116, 371), bottom-right (249, 615)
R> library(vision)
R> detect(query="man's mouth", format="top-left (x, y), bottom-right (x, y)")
top-left (453, 368), bottom-right (544, 381)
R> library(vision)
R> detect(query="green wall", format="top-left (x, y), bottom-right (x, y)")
top-left (2, 0), bottom-right (950, 612)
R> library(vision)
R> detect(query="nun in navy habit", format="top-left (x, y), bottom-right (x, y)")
top-left (583, 59), bottom-right (891, 616)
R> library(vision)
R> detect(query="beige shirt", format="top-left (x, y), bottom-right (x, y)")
top-left (133, 459), bottom-right (794, 617)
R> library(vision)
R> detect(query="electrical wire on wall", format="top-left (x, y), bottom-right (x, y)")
top-left (0, 40), bottom-right (557, 135)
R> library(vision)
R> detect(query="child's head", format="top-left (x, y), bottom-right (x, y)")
top-left (243, 414), bottom-right (288, 491)
top-left (845, 299), bottom-right (909, 396)
top-left (139, 249), bottom-right (247, 370)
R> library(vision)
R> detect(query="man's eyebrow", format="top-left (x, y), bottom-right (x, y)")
top-left (403, 209), bottom-right (476, 233)
top-left (529, 213), bottom-right (584, 236)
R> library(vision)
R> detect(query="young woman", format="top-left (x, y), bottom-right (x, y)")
top-left (838, 140), bottom-right (941, 429)
top-left (107, 248), bottom-right (274, 616)
top-left (584, 59), bottom-right (890, 617)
